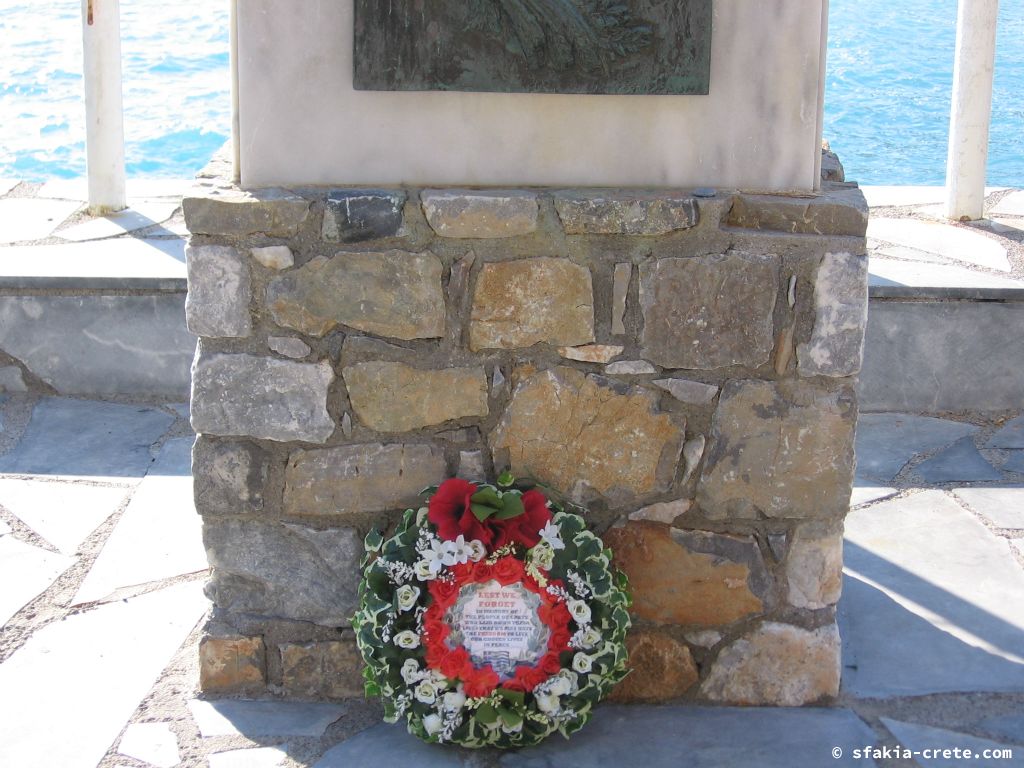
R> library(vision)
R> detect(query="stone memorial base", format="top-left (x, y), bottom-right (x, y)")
top-left (184, 161), bottom-right (868, 706)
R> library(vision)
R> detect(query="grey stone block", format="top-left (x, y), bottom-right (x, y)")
top-left (322, 189), bottom-right (405, 243)
top-left (640, 252), bottom-right (777, 370)
top-left (952, 487), bottom-right (1024, 530)
top-left (421, 189), bottom-right (537, 238)
top-left (267, 336), bottom-right (311, 359)
top-left (797, 252), bottom-right (868, 378)
top-left (183, 187), bottom-right (310, 237)
top-left (554, 190), bottom-right (699, 235)
top-left (267, 251), bottom-right (444, 340)
top-left (0, 295), bottom-right (195, 398)
top-left (191, 351), bottom-right (335, 443)
top-left (284, 443), bottom-right (446, 516)
top-left (859, 301), bottom-right (1024, 412)
top-left (653, 378), bottom-right (719, 405)
top-left (314, 723), bottom-right (463, 768)
top-left (204, 519), bottom-right (361, 626)
top-left (881, 719), bottom-right (1024, 767)
top-left (185, 245), bottom-right (252, 338)
top-left (192, 437), bottom-right (269, 515)
top-left (726, 186), bottom-right (868, 237)
top-left (698, 380), bottom-right (857, 520)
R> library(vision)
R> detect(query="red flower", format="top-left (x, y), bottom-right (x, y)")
top-left (439, 647), bottom-right (472, 680)
top-left (429, 578), bottom-right (460, 607)
top-left (472, 561), bottom-right (494, 581)
top-left (513, 664), bottom-right (551, 692)
top-left (492, 556), bottom-right (524, 585)
top-left (463, 665), bottom-right (500, 698)
top-left (540, 652), bottom-right (563, 675)
top-left (491, 490), bottom-right (552, 549)
top-left (549, 627), bottom-right (571, 653)
top-left (428, 479), bottom-right (495, 546)
top-left (501, 677), bottom-right (530, 693)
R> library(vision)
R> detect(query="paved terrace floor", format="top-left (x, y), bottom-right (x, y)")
top-left (0, 182), bottom-right (1022, 767)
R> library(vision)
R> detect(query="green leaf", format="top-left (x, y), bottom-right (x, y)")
top-left (475, 702), bottom-right (499, 726)
top-left (471, 487), bottom-right (502, 507)
top-left (363, 528), bottom-right (384, 553)
top-left (498, 707), bottom-right (524, 730)
top-left (471, 503), bottom-right (497, 522)
top-left (495, 687), bottom-right (525, 707)
top-left (497, 470), bottom-right (515, 487)
top-left (493, 493), bottom-right (525, 520)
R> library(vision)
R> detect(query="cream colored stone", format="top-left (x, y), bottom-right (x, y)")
top-left (558, 344), bottom-right (624, 364)
top-left (702, 622), bottom-right (841, 706)
top-left (236, 2), bottom-right (828, 190)
top-left (421, 189), bottom-right (537, 238)
top-left (629, 499), bottom-right (691, 524)
top-left (280, 641), bottom-right (363, 699)
top-left (343, 362), bottom-right (488, 432)
top-left (251, 245), bottom-right (294, 270)
top-left (609, 631), bottom-right (698, 702)
top-left (470, 258), bottom-right (594, 351)
top-left (492, 368), bottom-right (684, 501)
top-left (199, 636), bottom-right (266, 694)
top-left (786, 526), bottom-right (844, 609)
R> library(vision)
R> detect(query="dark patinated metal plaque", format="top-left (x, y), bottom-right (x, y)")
top-left (353, 0), bottom-right (712, 95)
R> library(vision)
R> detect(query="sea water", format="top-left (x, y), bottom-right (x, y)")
top-left (0, 0), bottom-right (1021, 185)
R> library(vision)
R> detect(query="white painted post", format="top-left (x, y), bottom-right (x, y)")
top-left (945, 0), bottom-right (999, 221)
top-left (81, 0), bottom-right (127, 214)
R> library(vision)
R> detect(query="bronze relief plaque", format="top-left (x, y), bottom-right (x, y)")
top-left (353, 0), bottom-right (712, 95)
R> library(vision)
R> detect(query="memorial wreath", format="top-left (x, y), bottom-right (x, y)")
top-left (353, 474), bottom-right (631, 748)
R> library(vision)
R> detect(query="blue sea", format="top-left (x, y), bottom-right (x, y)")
top-left (0, 0), bottom-right (1021, 185)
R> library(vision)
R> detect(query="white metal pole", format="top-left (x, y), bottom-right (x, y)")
top-left (81, 0), bottom-right (127, 214)
top-left (945, 0), bottom-right (999, 221)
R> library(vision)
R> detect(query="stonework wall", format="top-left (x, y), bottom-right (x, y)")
top-left (184, 160), bottom-right (868, 706)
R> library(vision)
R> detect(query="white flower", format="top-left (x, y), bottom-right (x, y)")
top-left (396, 584), bottom-right (421, 612)
top-left (538, 521), bottom-right (565, 550)
top-left (442, 687), bottom-right (466, 712)
top-left (414, 680), bottom-right (438, 704)
top-left (572, 652), bottom-right (594, 673)
top-left (423, 713), bottom-right (443, 736)
top-left (568, 599), bottom-right (592, 625)
top-left (414, 559), bottom-right (437, 581)
top-left (400, 658), bottom-right (423, 685)
top-left (536, 693), bottom-right (561, 714)
top-left (394, 630), bottom-right (420, 649)
top-left (467, 539), bottom-right (486, 562)
top-left (580, 627), bottom-right (602, 650)
top-left (529, 541), bottom-right (556, 571)
top-left (549, 675), bottom-right (572, 697)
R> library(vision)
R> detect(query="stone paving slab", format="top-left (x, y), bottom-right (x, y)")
top-left (868, 217), bottom-right (1010, 272)
top-left (0, 398), bottom-right (173, 480)
top-left (0, 239), bottom-right (186, 284)
top-left (0, 580), bottom-right (206, 768)
top-left (855, 413), bottom-right (978, 481)
top-left (208, 746), bottom-right (290, 768)
top-left (314, 724), bottom-right (465, 768)
top-left (842, 491), bottom-right (1024, 697)
top-left (873, 243), bottom-right (949, 264)
top-left (0, 517), bottom-right (10, 535)
top-left (116, 722), bottom-right (181, 768)
top-left (850, 483), bottom-right (898, 508)
top-left (187, 699), bottom-right (345, 739)
top-left (992, 191), bottom-right (1024, 217)
top-left (977, 713), bottom-right (1024, 744)
top-left (952, 487), bottom-right (1024, 529)
top-left (992, 218), bottom-right (1024, 236)
top-left (0, 198), bottom-right (81, 243)
top-left (496, 706), bottom-right (878, 768)
top-left (868, 259), bottom-right (1024, 293)
top-left (989, 417), bottom-right (1024, 449)
top-left (0, 478), bottom-right (129, 554)
top-left (913, 437), bottom-right (1003, 483)
top-left (56, 201), bottom-right (180, 242)
top-left (0, 179), bottom-right (18, 196)
top-left (881, 718), bottom-right (1024, 767)
top-left (1005, 453), bottom-right (1024, 475)
top-left (74, 438), bottom-right (206, 604)
top-left (0, 536), bottom-right (75, 625)
top-left (38, 178), bottom-right (192, 201)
